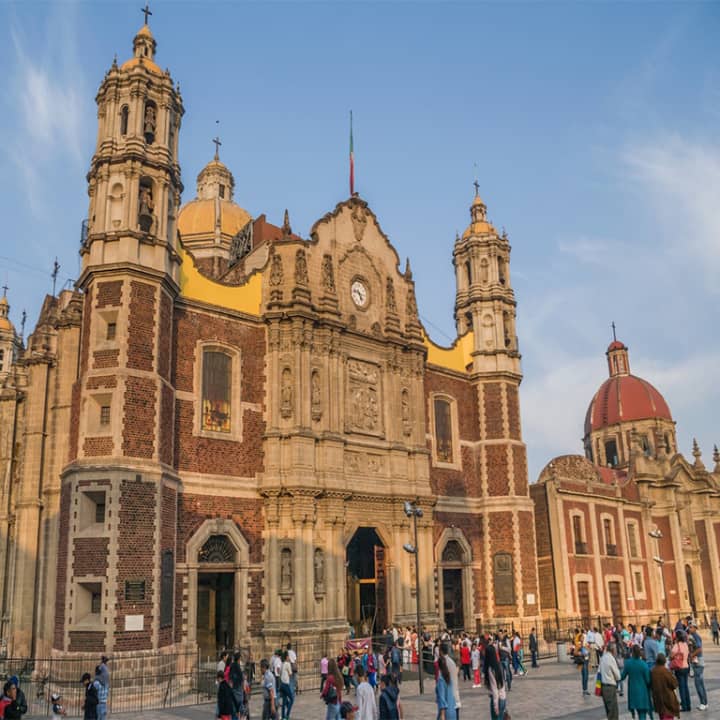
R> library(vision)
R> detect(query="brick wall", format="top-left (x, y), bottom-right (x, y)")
top-left (114, 479), bottom-right (157, 651)
top-left (54, 483), bottom-right (72, 649)
top-left (483, 383), bottom-right (503, 439)
top-left (127, 281), bottom-right (156, 372)
top-left (518, 510), bottom-right (539, 615)
top-left (529, 485), bottom-right (556, 610)
top-left (489, 511), bottom-right (517, 615)
top-left (68, 384), bottom-right (81, 463)
top-left (79, 290), bottom-right (92, 375)
top-left (652, 515), bottom-right (679, 609)
top-left (83, 437), bottom-right (113, 456)
top-left (506, 385), bottom-right (521, 440)
top-left (96, 280), bottom-right (123, 308)
top-left (424, 369), bottom-right (480, 441)
top-left (87, 375), bottom-right (117, 390)
top-left (93, 349), bottom-right (119, 369)
top-left (511, 445), bottom-right (528, 495)
top-left (73, 537), bottom-right (109, 576)
top-left (695, 520), bottom-right (715, 607)
top-left (122, 377), bottom-right (156, 458)
top-left (159, 485), bottom-right (177, 647)
top-left (158, 291), bottom-right (172, 382)
top-left (69, 631), bottom-right (106, 652)
top-left (486, 446), bottom-right (509, 496)
top-left (159, 384), bottom-right (174, 467)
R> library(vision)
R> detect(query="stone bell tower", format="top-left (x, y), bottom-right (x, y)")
top-left (57, 18), bottom-right (183, 654)
top-left (453, 185), bottom-right (520, 376)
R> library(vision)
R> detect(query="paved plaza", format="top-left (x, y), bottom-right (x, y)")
top-left (81, 644), bottom-right (720, 720)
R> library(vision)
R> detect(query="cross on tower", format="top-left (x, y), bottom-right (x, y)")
top-left (1, 284), bottom-right (8, 298)
top-left (473, 179), bottom-right (480, 197)
top-left (141, 2), bottom-right (152, 25)
top-left (213, 136), bottom-right (222, 160)
top-left (611, 321), bottom-right (617, 342)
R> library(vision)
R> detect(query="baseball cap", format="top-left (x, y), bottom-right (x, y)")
top-left (51, 693), bottom-right (61, 702)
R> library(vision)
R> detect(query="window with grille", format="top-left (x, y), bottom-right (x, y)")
top-left (202, 350), bottom-right (232, 432)
top-left (100, 405), bottom-right (111, 426)
top-left (106, 322), bottom-right (117, 340)
top-left (160, 550), bottom-right (174, 627)
top-left (627, 523), bottom-right (639, 558)
top-left (634, 570), bottom-right (644, 594)
top-left (434, 398), bottom-right (454, 463)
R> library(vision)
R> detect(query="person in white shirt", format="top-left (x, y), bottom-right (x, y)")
top-left (440, 642), bottom-right (461, 716)
top-left (598, 648), bottom-right (621, 720)
top-left (355, 666), bottom-right (378, 720)
top-left (216, 650), bottom-right (229, 675)
top-left (286, 643), bottom-right (298, 694)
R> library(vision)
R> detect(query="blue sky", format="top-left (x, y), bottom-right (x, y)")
top-left (0, 1), bottom-right (717, 481)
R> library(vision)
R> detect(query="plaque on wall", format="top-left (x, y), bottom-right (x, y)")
top-left (124, 579), bottom-right (146, 602)
top-left (493, 553), bottom-right (515, 606)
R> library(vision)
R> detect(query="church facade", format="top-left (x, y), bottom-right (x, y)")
top-left (531, 339), bottom-right (720, 626)
top-left (0, 20), bottom-right (540, 662)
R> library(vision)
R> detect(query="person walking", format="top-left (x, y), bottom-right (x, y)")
top-left (217, 671), bottom-right (236, 720)
top-left (355, 666), bottom-right (377, 720)
top-left (529, 628), bottom-right (539, 669)
top-left (471, 643), bottom-right (482, 688)
top-left (320, 655), bottom-right (329, 693)
top-left (436, 655), bottom-right (457, 720)
top-left (669, 630), bottom-right (691, 712)
top-left (92, 667), bottom-right (108, 720)
top-left (439, 642), bottom-right (461, 716)
top-left (80, 673), bottom-right (99, 720)
top-left (577, 633), bottom-right (591, 696)
top-left (279, 650), bottom-right (295, 719)
top-left (321, 659), bottom-right (343, 720)
top-left (0, 683), bottom-right (22, 720)
top-left (261, 658), bottom-right (277, 720)
top-left (598, 646), bottom-right (621, 720)
top-left (286, 644), bottom-right (298, 695)
top-left (620, 645), bottom-right (652, 720)
top-left (710, 615), bottom-right (719, 646)
top-left (459, 640), bottom-right (471, 682)
top-left (688, 621), bottom-right (708, 711)
top-left (651, 654), bottom-right (680, 720)
top-left (484, 643), bottom-right (506, 720)
top-left (378, 675), bottom-right (400, 720)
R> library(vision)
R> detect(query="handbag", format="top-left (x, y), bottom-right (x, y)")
top-left (594, 671), bottom-right (602, 696)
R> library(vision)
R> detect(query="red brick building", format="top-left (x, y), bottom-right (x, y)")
top-left (532, 339), bottom-right (720, 625)
top-left (0, 19), bottom-right (540, 663)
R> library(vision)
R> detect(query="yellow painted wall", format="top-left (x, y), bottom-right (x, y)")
top-left (423, 330), bottom-right (473, 373)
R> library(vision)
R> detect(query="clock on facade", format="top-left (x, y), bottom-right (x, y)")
top-left (350, 279), bottom-right (369, 308)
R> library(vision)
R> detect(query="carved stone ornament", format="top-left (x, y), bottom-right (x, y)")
top-left (270, 253), bottom-right (284, 286)
top-left (351, 204), bottom-right (368, 242)
top-left (406, 285), bottom-right (418, 317)
top-left (321, 254), bottom-right (336, 294)
top-left (311, 369), bottom-right (322, 421)
top-left (295, 249), bottom-right (309, 286)
top-left (280, 368), bottom-right (293, 419)
top-left (346, 359), bottom-right (381, 435)
top-left (313, 548), bottom-right (325, 594)
top-left (280, 547), bottom-right (293, 593)
top-left (386, 277), bottom-right (397, 314)
top-left (401, 388), bottom-right (412, 436)
top-left (138, 184), bottom-right (154, 233)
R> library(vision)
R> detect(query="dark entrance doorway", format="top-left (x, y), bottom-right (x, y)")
top-left (608, 581), bottom-right (622, 621)
top-left (442, 569), bottom-right (464, 630)
top-left (346, 527), bottom-right (386, 636)
top-left (197, 572), bottom-right (234, 658)
top-left (685, 565), bottom-right (697, 614)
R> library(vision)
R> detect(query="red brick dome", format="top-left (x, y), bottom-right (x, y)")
top-left (585, 374), bottom-right (672, 435)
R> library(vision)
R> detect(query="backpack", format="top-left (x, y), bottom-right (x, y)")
top-left (321, 679), bottom-right (338, 705)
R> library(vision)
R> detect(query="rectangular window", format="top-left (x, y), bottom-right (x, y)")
top-left (627, 523), bottom-right (639, 559)
top-left (0, 349), bottom-right (4, 370)
top-left (100, 405), bottom-right (111, 426)
top-left (95, 499), bottom-right (106, 524)
top-left (106, 322), bottom-right (117, 340)
top-left (91, 588), bottom-right (102, 615)
top-left (80, 490), bottom-right (107, 531)
top-left (434, 398), bottom-right (453, 463)
top-left (634, 570), bottom-right (644, 594)
top-left (605, 439), bottom-right (619, 467)
top-left (219, 184), bottom-right (226, 199)
top-left (603, 518), bottom-right (617, 555)
top-left (124, 579), bottom-right (146, 602)
top-left (572, 515), bottom-right (587, 553)
top-left (202, 350), bottom-right (232, 432)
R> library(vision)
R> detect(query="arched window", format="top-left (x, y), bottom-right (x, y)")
top-left (605, 439), bottom-right (619, 467)
top-left (120, 105), bottom-right (129, 136)
top-left (497, 257), bottom-right (506, 285)
top-left (434, 397), bottom-right (454, 463)
top-left (464, 260), bottom-right (472, 286)
top-left (198, 534), bottom-right (237, 563)
top-left (442, 540), bottom-right (465, 564)
top-left (202, 350), bottom-right (232, 433)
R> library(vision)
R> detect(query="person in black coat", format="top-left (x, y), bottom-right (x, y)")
top-left (1, 682), bottom-right (23, 720)
top-left (216, 672), bottom-right (235, 719)
top-left (529, 628), bottom-right (539, 668)
top-left (81, 673), bottom-right (98, 720)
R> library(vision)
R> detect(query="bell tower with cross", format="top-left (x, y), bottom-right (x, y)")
top-left (58, 9), bottom-right (184, 656)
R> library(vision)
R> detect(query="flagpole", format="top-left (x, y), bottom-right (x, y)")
top-left (349, 110), bottom-right (354, 197)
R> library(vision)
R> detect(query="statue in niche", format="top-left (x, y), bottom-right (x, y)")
top-left (270, 253), bottom-right (283, 286)
top-left (313, 548), bottom-right (325, 593)
top-left (138, 184), bottom-right (154, 233)
top-left (406, 286), bottom-right (418, 317)
top-left (311, 370), bottom-right (322, 421)
top-left (280, 548), bottom-right (293, 591)
top-left (295, 249), bottom-right (309, 286)
top-left (480, 258), bottom-right (489, 284)
top-left (321, 254), bottom-right (335, 293)
top-left (280, 368), bottom-right (293, 419)
top-left (143, 104), bottom-right (156, 142)
top-left (386, 277), bottom-right (397, 314)
top-left (401, 388), bottom-right (412, 436)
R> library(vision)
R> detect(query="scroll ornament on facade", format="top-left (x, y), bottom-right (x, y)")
top-left (295, 249), bottom-right (309, 286)
top-left (311, 370), bottom-right (322, 421)
top-left (321, 254), bottom-right (336, 294)
top-left (313, 548), bottom-right (325, 594)
top-left (280, 368), bottom-right (293, 419)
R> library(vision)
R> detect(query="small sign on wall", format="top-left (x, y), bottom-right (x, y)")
top-left (125, 614), bottom-right (144, 632)
top-left (526, 593), bottom-right (535, 605)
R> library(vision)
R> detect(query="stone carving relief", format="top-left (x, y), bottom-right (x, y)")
top-left (270, 253), bottom-right (284, 286)
top-left (138, 182), bottom-right (154, 233)
top-left (482, 314), bottom-right (495, 349)
top-left (346, 360), bottom-right (381, 435)
top-left (480, 257), bottom-right (489, 284)
top-left (406, 285), bottom-right (418, 317)
top-left (321, 254), bottom-right (336, 294)
top-left (386, 277), bottom-right (397, 314)
top-left (401, 388), bottom-right (412, 437)
top-left (351, 204), bottom-right (368, 242)
top-left (313, 548), bottom-right (325, 594)
top-left (280, 368), bottom-right (293, 419)
top-left (295, 249), bottom-right (309, 286)
top-left (143, 103), bottom-right (157, 142)
top-left (345, 451), bottom-right (386, 475)
top-left (280, 547), bottom-right (293, 593)
top-left (311, 369), bottom-right (322, 421)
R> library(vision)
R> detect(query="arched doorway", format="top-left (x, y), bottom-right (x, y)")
top-left (441, 541), bottom-right (465, 631)
top-left (185, 519), bottom-right (250, 660)
top-left (346, 527), bottom-right (386, 636)
top-left (685, 564), bottom-right (697, 614)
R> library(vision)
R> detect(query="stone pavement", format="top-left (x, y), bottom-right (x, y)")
top-left (40, 644), bottom-right (720, 720)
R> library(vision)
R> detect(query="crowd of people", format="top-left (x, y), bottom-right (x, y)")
top-left (570, 614), bottom-right (714, 719)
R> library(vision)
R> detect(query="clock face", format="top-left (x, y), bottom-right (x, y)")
top-left (350, 279), bottom-right (369, 308)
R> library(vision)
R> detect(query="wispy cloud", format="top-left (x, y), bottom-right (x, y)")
top-left (0, 8), bottom-right (88, 222)
top-left (557, 236), bottom-right (615, 266)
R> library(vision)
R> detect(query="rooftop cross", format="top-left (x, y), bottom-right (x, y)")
top-left (141, 2), bottom-right (152, 25)
top-left (611, 321), bottom-right (617, 342)
top-left (213, 120), bottom-right (221, 160)
top-left (1, 284), bottom-right (8, 298)
top-left (473, 179), bottom-right (480, 197)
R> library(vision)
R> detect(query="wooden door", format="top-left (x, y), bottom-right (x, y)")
top-left (608, 581), bottom-right (622, 621)
top-left (577, 581), bottom-right (591, 624)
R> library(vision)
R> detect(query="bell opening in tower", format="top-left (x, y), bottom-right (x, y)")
top-left (346, 527), bottom-right (387, 638)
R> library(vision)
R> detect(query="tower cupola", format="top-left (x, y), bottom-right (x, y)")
top-left (132, 24), bottom-right (157, 63)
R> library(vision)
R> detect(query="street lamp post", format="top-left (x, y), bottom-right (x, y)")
top-left (649, 528), bottom-right (668, 626)
top-left (403, 500), bottom-right (424, 695)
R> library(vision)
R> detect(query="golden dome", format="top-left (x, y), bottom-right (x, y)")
top-left (120, 56), bottom-right (163, 75)
top-left (136, 24), bottom-right (153, 38)
top-left (462, 221), bottom-right (495, 239)
top-left (178, 199), bottom-right (251, 238)
top-left (471, 193), bottom-right (486, 207)
top-left (0, 318), bottom-right (11, 332)
top-left (0, 296), bottom-right (13, 332)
